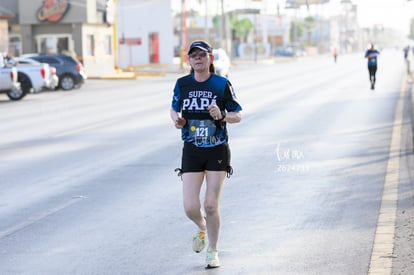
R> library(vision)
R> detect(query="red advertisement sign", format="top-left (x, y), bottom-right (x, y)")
top-left (119, 38), bottom-right (142, 45)
top-left (37, 0), bottom-right (70, 23)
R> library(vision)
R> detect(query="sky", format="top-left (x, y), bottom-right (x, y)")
top-left (341, 0), bottom-right (413, 34)
top-left (172, 0), bottom-right (414, 36)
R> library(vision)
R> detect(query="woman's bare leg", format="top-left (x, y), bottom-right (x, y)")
top-left (204, 171), bottom-right (226, 250)
top-left (182, 172), bottom-right (206, 230)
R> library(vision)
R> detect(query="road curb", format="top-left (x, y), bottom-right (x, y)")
top-left (87, 74), bottom-right (136, 80)
top-left (87, 72), bottom-right (170, 80)
top-left (368, 72), bottom-right (407, 275)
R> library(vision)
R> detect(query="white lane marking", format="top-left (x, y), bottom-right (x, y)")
top-left (0, 196), bottom-right (85, 239)
top-left (368, 73), bottom-right (407, 274)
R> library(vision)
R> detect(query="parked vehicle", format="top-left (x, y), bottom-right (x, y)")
top-left (22, 53), bottom-right (86, 90)
top-left (5, 56), bottom-right (56, 94)
top-left (274, 45), bottom-right (306, 57)
top-left (213, 48), bottom-right (231, 77)
top-left (14, 57), bottom-right (59, 91)
top-left (0, 55), bottom-right (24, 100)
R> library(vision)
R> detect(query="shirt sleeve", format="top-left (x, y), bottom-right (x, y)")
top-left (171, 81), bottom-right (181, 112)
top-left (224, 80), bottom-right (242, 112)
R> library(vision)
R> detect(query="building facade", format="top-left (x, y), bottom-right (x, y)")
top-left (3, 0), bottom-right (116, 76)
top-left (0, 6), bottom-right (15, 54)
top-left (116, 0), bottom-right (174, 69)
top-left (1, 0), bottom-right (175, 75)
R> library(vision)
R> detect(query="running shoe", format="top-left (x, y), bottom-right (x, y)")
top-left (206, 248), bottom-right (220, 268)
top-left (192, 229), bottom-right (206, 253)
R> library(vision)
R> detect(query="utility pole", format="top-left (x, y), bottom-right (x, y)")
top-left (204, 0), bottom-right (209, 41)
top-left (180, 0), bottom-right (188, 69)
top-left (220, 0), bottom-right (227, 50)
top-left (112, 0), bottom-right (118, 69)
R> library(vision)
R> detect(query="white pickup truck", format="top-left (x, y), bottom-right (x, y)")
top-left (14, 57), bottom-right (59, 92)
top-left (12, 57), bottom-right (58, 94)
top-left (0, 55), bottom-right (24, 100)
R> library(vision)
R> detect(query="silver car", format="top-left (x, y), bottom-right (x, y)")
top-left (213, 48), bottom-right (231, 77)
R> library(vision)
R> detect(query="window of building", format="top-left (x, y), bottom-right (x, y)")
top-left (87, 35), bottom-right (95, 56)
top-left (0, 21), bottom-right (7, 54)
top-left (36, 35), bottom-right (71, 54)
top-left (9, 35), bottom-right (22, 57)
top-left (104, 35), bottom-right (112, 55)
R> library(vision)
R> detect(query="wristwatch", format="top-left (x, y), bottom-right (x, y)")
top-left (220, 110), bottom-right (226, 121)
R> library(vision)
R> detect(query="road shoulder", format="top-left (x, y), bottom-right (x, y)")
top-left (392, 75), bottom-right (414, 275)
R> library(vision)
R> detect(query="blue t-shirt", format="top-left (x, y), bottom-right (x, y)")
top-left (365, 49), bottom-right (380, 67)
top-left (171, 73), bottom-right (242, 148)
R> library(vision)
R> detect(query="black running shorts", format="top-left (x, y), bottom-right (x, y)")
top-left (181, 142), bottom-right (231, 173)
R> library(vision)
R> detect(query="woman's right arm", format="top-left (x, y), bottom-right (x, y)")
top-left (170, 109), bottom-right (179, 122)
top-left (171, 109), bottom-right (186, 129)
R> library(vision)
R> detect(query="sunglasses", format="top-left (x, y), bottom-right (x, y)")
top-left (189, 51), bottom-right (208, 59)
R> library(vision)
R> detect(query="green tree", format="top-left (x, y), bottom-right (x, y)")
top-left (212, 15), bottom-right (221, 35)
top-left (290, 21), bottom-right (304, 44)
top-left (304, 16), bottom-right (316, 46)
top-left (228, 14), bottom-right (253, 42)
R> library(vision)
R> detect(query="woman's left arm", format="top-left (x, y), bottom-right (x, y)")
top-left (223, 111), bottom-right (241, 124)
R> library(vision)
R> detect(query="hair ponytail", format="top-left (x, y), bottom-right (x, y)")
top-left (209, 63), bottom-right (216, 73)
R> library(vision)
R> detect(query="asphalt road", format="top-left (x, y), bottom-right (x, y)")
top-left (0, 49), bottom-right (413, 275)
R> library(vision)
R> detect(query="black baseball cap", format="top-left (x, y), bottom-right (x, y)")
top-left (188, 40), bottom-right (213, 54)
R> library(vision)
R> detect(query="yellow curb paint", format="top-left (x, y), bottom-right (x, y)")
top-left (367, 73), bottom-right (407, 274)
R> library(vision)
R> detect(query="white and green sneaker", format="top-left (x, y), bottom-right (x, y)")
top-left (206, 248), bottom-right (220, 268)
top-left (192, 229), bottom-right (206, 253)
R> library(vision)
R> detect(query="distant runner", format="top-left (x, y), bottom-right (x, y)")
top-left (333, 47), bottom-right (338, 63)
top-left (403, 45), bottom-right (413, 78)
top-left (364, 43), bottom-right (380, 90)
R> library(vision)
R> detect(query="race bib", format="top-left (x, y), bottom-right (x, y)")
top-left (188, 119), bottom-right (216, 138)
top-left (187, 119), bottom-right (218, 146)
